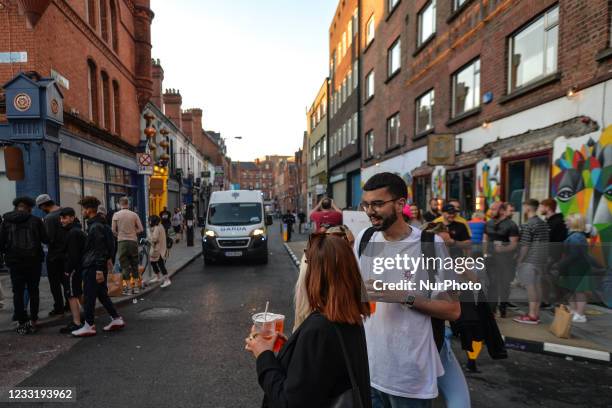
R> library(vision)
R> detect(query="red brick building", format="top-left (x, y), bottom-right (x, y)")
top-left (230, 157), bottom-right (275, 200)
top-left (0, 0), bottom-right (154, 216)
top-left (359, 0), bottom-right (612, 229)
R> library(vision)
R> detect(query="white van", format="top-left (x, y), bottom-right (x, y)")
top-left (201, 190), bottom-right (272, 265)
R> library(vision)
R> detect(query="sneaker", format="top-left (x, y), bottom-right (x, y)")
top-left (60, 322), bottom-right (82, 334)
top-left (16, 322), bottom-right (34, 335)
top-left (103, 317), bottom-right (125, 332)
top-left (513, 314), bottom-right (540, 325)
top-left (148, 276), bottom-right (160, 284)
top-left (48, 309), bottom-right (65, 317)
top-left (160, 279), bottom-right (171, 288)
top-left (72, 322), bottom-right (97, 337)
top-left (572, 313), bottom-right (587, 323)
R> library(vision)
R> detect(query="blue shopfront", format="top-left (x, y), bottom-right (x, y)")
top-left (0, 73), bottom-right (143, 220)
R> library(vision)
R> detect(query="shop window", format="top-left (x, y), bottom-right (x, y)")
top-left (508, 5), bottom-right (558, 92)
top-left (84, 159), bottom-right (105, 181)
top-left (447, 168), bottom-right (474, 217)
top-left (414, 176), bottom-right (431, 210)
top-left (505, 155), bottom-right (550, 224)
top-left (452, 59), bottom-right (480, 117)
top-left (60, 153), bottom-right (82, 178)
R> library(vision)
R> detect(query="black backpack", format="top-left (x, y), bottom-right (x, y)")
top-left (7, 219), bottom-right (40, 259)
top-left (358, 227), bottom-right (445, 352)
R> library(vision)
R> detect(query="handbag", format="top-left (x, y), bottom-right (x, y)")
top-left (549, 305), bottom-right (572, 339)
top-left (329, 325), bottom-right (364, 408)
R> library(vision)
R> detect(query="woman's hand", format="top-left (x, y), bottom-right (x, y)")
top-left (244, 326), bottom-right (277, 358)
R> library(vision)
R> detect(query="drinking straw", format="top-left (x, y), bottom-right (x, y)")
top-left (264, 301), bottom-right (269, 322)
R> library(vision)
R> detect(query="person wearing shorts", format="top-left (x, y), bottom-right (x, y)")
top-left (59, 208), bottom-right (86, 334)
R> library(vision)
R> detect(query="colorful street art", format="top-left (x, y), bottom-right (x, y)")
top-left (476, 157), bottom-right (501, 206)
top-left (552, 125), bottom-right (612, 265)
top-left (431, 166), bottom-right (446, 199)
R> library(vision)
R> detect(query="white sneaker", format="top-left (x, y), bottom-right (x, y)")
top-left (148, 276), bottom-right (160, 284)
top-left (160, 279), bottom-right (171, 288)
top-left (72, 322), bottom-right (96, 337)
top-left (103, 317), bottom-right (125, 331)
top-left (572, 313), bottom-right (587, 323)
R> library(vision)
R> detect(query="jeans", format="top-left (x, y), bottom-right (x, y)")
top-left (46, 258), bottom-right (66, 312)
top-left (117, 240), bottom-right (139, 281)
top-left (151, 259), bottom-right (168, 276)
top-left (371, 388), bottom-right (432, 408)
top-left (10, 264), bottom-right (42, 323)
top-left (438, 329), bottom-right (471, 408)
top-left (83, 268), bottom-right (119, 326)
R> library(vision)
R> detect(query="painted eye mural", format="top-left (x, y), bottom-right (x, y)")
top-left (552, 125), bottom-right (612, 266)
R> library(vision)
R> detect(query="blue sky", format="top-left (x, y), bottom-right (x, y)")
top-left (150, 0), bottom-right (336, 161)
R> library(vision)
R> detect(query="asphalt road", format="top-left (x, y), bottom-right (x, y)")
top-left (0, 225), bottom-right (611, 408)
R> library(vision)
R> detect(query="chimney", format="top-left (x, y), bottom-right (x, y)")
top-left (182, 110), bottom-right (193, 141)
top-left (163, 88), bottom-right (182, 130)
top-left (190, 108), bottom-right (203, 150)
top-left (151, 59), bottom-right (164, 109)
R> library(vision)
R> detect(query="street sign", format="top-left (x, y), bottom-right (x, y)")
top-left (137, 153), bottom-right (153, 175)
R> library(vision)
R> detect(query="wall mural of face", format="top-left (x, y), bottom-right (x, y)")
top-left (552, 125), bottom-right (612, 265)
top-left (477, 157), bottom-right (501, 206)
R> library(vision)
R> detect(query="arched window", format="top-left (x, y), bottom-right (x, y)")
top-left (100, 0), bottom-right (108, 42)
top-left (101, 71), bottom-right (110, 130)
top-left (87, 59), bottom-right (99, 123)
top-left (112, 80), bottom-right (120, 134)
top-left (110, 0), bottom-right (118, 51)
top-left (87, 0), bottom-right (96, 28)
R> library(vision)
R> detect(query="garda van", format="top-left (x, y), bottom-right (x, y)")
top-left (202, 190), bottom-right (272, 265)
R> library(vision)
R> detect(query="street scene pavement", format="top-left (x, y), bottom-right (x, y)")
top-left (0, 225), bottom-right (610, 408)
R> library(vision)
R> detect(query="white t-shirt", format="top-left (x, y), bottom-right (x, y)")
top-left (353, 226), bottom-right (455, 399)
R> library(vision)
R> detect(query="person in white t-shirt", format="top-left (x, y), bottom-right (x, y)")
top-left (355, 172), bottom-right (461, 408)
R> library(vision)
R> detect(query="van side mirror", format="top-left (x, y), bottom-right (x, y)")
top-left (265, 215), bottom-right (273, 226)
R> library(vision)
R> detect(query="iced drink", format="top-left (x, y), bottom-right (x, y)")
top-left (252, 313), bottom-right (286, 353)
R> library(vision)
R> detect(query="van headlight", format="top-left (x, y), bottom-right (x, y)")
top-left (250, 228), bottom-right (265, 237)
top-left (204, 229), bottom-right (217, 238)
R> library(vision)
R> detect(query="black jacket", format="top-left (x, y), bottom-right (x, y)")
top-left (63, 220), bottom-right (85, 274)
top-left (81, 215), bottom-right (115, 271)
top-left (547, 213), bottom-right (568, 260)
top-left (44, 208), bottom-right (68, 262)
top-left (0, 211), bottom-right (48, 267)
top-left (256, 312), bottom-right (371, 408)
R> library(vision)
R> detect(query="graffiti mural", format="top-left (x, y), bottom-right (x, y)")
top-left (476, 157), bottom-right (501, 206)
top-left (431, 166), bottom-right (446, 199)
top-left (552, 125), bottom-right (612, 265)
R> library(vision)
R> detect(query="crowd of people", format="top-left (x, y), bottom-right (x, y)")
top-left (245, 171), bottom-right (603, 408)
top-left (0, 194), bottom-right (177, 337)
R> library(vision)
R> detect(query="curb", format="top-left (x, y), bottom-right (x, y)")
top-left (1, 249), bottom-right (202, 333)
top-left (282, 242), bottom-right (611, 365)
top-left (283, 243), bottom-right (300, 270)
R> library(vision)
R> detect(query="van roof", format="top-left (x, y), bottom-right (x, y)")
top-left (209, 190), bottom-right (263, 204)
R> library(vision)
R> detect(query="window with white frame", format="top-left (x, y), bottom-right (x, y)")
top-left (347, 119), bottom-right (352, 147)
top-left (353, 9), bottom-right (358, 36)
top-left (348, 20), bottom-right (353, 46)
top-left (452, 58), bottom-right (480, 117)
top-left (322, 136), bottom-right (326, 155)
top-left (366, 130), bottom-right (374, 158)
top-left (311, 146), bottom-right (316, 163)
top-left (353, 60), bottom-right (359, 89)
top-left (366, 15), bottom-right (375, 45)
top-left (366, 70), bottom-right (375, 100)
top-left (416, 89), bottom-right (435, 134)
top-left (453, 0), bottom-right (467, 11)
top-left (348, 70), bottom-right (353, 95)
top-left (352, 113), bottom-right (358, 142)
top-left (386, 113), bottom-right (400, 147)
top-left (343, 32), bottom-right (348, 57)
top-left (389, 0), bottom-right (400, 14)
top-left (418, 0), bottom-right (436, 46)
top-left (388, 38), bottom-right (401, 77)
top-left (508, 5), bottom-right (558, 91)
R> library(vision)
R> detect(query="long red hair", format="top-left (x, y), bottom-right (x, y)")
top-left (305, 234), bottom-right (370, 324)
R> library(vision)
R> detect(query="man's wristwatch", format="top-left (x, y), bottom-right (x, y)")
top-left (404, 294), bottom-right (416, 308)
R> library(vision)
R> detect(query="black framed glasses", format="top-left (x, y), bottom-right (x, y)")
top-left (360, 199), bottom-right (397, 211)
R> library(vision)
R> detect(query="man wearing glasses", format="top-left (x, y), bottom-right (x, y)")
top-left (355, 172), bottom-right (461, 408)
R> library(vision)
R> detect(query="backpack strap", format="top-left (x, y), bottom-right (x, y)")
top-left (357, 227), bottom-right (377, 258)
top-left (421, 230), bottom-right (445, 352)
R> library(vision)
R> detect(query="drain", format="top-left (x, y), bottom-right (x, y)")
top-left (138, 307), bottom-right (184, 318)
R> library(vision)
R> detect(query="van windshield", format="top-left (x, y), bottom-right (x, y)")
top-left (207, 203), bottom-right (262, 226)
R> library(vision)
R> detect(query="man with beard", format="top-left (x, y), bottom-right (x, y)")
top-left (423, 198), bottom-right (441, 223)
top-left (355, 172), bottom-right (461, 407)
top-left (482, 201), bottom-right (519, 317)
